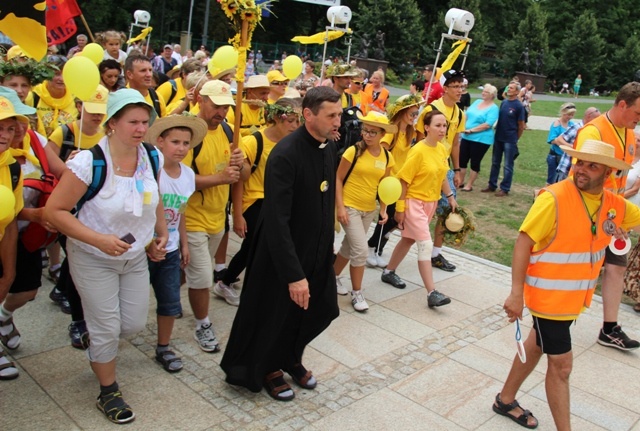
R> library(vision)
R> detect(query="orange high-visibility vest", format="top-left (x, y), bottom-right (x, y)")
top-left (575, 115), bottom-right (635, 195)
top-left (524, 180), bottom-right (626, 320)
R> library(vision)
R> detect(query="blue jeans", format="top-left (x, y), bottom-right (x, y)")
top-left (149, 249), bottom-right (182, 317)
top-left (436, 170), bottom-right (457, 217)
top-left (488, 139), bottom-right (517, 192)
top-left (546, 153), bottom-right (562, 184)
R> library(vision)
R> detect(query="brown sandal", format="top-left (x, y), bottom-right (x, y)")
top-left (0, 317), bottom-right (21, 350)
top-left (287, 363), bottom-right (317, 389)
top-left (263, 370), bottom-right (295, 401)
top-left (0, 349), bottom-right (19, 380)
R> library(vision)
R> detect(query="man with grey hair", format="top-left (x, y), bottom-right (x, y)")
top-left (172, 44), bottom-right (183, 65)
top-left (67, 34), bottom-right (88, 57)
top-left (482, 81), bottom-right (525, 196)
top-left (553, 106), bottom-right (601, 182)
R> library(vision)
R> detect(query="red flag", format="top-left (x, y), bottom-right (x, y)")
top-left (46, 0), bottom-right (81, 46)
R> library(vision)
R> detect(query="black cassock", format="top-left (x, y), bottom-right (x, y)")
top-left (221, 125), bottom-right (340, 392)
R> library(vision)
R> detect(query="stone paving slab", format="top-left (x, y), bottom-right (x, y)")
top-left (3, 228), bottom-right (640, 430)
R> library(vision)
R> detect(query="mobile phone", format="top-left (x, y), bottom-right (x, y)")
top-left (120, 233), bottom-right (136, 244)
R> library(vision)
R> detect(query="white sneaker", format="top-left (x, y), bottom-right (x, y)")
top-left (336, 276), bottom-right (348, 295)
top-left (351, 290), bottom-right (369, 312)
top-left (194, 323), bottom-right (220, 352)
top-left (376, 253), bottom-right (388, 268)
top-left (213, 281), bottom-right (240, 306)
top-left (366, 248), bottom-right (378, 267)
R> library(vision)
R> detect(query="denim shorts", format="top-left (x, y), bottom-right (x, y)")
top-left (436, 170), bottom-right (457, 217)
top-left (149, 249), bottom-right (182, 317)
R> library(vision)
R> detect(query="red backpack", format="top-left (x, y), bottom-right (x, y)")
top-left (21, 130), bottom-right (59, 252)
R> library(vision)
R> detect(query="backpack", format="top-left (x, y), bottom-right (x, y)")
top-left (58, 123), bottom-right (76, 162)
top-left (249, 131), bottom-right (264, 174)
top-left (21, 130), bottom-right (59, 252)
top-left (8, 161), bottom-right (20, 191)
top-left (336, 93), bottom-right (362, 157)
top-left (190, 121), bottom-right (234, 175)
top-left (148, 88), bottom-right (162, 117)
top-left (166, 79), bottom-right (178, 106)
top-left (343, 146), bottom-right (389, 184)
top-left (75, 142), bottom-right (160, 213)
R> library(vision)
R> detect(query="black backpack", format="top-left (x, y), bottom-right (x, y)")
top-left (190, 121), bottom-right (234, 175)
top-left (9, 161), bottom-right (20, 191)
top-left (249, 131), bottom-right (264, 174)
top-left (58, 123), bottom-right (76, 162)
top-left (336, 93), bottom-right (362, 157)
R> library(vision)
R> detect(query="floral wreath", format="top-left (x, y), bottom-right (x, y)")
top-left (264, 103), bottom-right (301, 123)
top-left (0, 58), bottom-right (57, 86)
top-left (440, 205), bottom-right (476, 247)
top-left (386, 93), bottom-right (424, 121)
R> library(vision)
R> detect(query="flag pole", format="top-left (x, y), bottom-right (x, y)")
top-left (79, 14), bottom-right (95, 43)
top-left (231, 21), bottom-right (249, 151)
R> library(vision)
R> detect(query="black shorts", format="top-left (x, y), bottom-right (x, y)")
top-left (8, 238), bottom-right (43, 293)
top-left (604, 246), bottom-right (628, 267)
top-left (532, 316), bottom-right (574, 355)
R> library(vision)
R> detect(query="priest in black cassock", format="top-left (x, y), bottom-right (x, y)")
top-left (221, 86), bottom-right (343, 401)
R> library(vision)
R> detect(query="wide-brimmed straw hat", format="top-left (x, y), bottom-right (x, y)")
top-left (386, 94), bottom-right (424, 120)
top-left (145, 114), bottom-right (208, 149)
top-left (561, 140), bottom-right (632, 171)
top-left (444, 212), bottom-right (465, 233)
top-left (357, 111), bottom-right (397, 134)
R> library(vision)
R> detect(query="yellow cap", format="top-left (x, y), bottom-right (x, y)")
top-left (6, 46), bottom-right (26, 61)
top-left (0, 97), bottom-right (29, 124)
top-left (83, 85), bottom-right (109, 115)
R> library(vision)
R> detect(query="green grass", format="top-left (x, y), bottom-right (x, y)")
top-left (529, 100), bottom-right (611, 117)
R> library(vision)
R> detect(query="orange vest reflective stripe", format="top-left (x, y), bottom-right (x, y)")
top-left (575, 115), bottom-right (635, 195)
top-left (524, 180), bottom-right (626, 320)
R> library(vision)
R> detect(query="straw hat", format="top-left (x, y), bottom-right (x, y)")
top-left (386, 94), bottom-right (424, 120)
top-left (167, 65), bottom-right (181, 79)
top-left (326, 63), bottom-right (357, 78)
top-left (145, 114), bottom-right (208, 149)
top-left (245, 75), bottom-right (270, 89)
top-left (444, 212), bottom-right (465, 233)
top-left (561, 140), bottom-right (632, 171)
top-left (210, 67), bottom-right (235, 81)
top-left (357, 111), bottom-right (397, 134)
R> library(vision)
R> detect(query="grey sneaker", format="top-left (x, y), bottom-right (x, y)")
top-left (336, 276), bottom-right (349, 295)
top-left (427, 290), bottom-right (451, 308)
top-left (213, 281), bottom-right (240, 306)
top-left (381, 270), bottom-right (406, 289)
top-left (194, 323), bottom-right (220, 353)
top-left (351, 290), bottom-right (369, 312)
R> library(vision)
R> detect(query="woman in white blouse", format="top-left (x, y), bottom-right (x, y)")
top-left (45, 89), bottom-right (168, 425)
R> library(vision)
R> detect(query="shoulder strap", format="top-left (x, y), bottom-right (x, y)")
top-left (250, 131), bottom-right (264, 174)
top-left (26, 130), bottom-right (51, 174)
top-left (59, 123), bottom-right (76, 162)
top-left (220, 121), bottom-right (233, 143)
top-left (191, 143), bottom-right (202, 175)
top-left (9, 161), bottom-right (21, 191)
top-left (142, 142), bottom-right (160, 180)
top-left (167, 79), bottom-right (178, 105)
top-left (342, 148), bottom-right (360, 185)
top-left (32, 92), bottom-right (40, 108)
top-left (345, 93), bottom-right (353, 107)
top-left (148, 88), bottom-right (162, 117)
top-left (77, 145), bottom-right (107, 211)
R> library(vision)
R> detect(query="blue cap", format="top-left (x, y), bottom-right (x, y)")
top-left (0, 87), bottom-right (36, 115)
top-left (106, 88), bottom-right (155, 124)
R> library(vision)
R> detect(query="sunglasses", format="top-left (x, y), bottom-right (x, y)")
top-left (271, 81), bottom-right (289, 86)
top-left (352, 81), bottom-right (363, 85)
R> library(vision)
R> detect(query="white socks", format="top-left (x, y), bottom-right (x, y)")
top-left (195, 317), bottom-right (211, 330)
top-left (431, 247), bottom-right (442, 258)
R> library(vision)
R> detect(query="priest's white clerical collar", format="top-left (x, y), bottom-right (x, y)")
top-left (318, 141), bottom-right (328, 149)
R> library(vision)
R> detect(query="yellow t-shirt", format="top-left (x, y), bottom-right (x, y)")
top-left (48, 122), bottom-right (104, 153)
top-left (342, 145), bottom-right (395, 212)
top-left (522, 188), bottom-right (640, 252)
top-left (415, 100), bottom-right (465, 155)
top-left (397, 141), bottom-right (449, 202)
top-left (145, 91), bottom-right (167, 118)
top-left (183, 125), bottom-right (233, 234)
top-left (227, 103), bottom-right (265, 137)
top-left (382, 129), bottom-right (414, 176)
top-left (32, 82), bottom-right (78, 137)
top-left (156, 78), bottom-right (185, 106)
top-left (0, 157), bottom-right (24, 239)
top-left (239, 130), bottom-right (276, 212)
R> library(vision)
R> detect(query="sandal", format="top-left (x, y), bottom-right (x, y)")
top-left (263, 370), bottom-right (295, 402)
top-left (155, 349), bottom-right (183, 373)
top-left (96, 390), bottom-right (136, 424)
top-left (286, 363), bottom-right (317, 389)
top-left (0, 317), bottom-right (21, 350)
top-left (492, 393), bottom-right (538, 429)
top-left (0, 349), bottom-right (19, 380)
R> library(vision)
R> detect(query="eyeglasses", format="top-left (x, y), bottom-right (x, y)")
top-left (361, 129), bottom-right (381, 137)
top-left (352, 81), bottom-right (363, 85)
top-left (409, 111), bottom-right (419, 118)
top-left (446, 85), bottom-right (463, 89)
top-left (270, 81), bottom-right (289, 86)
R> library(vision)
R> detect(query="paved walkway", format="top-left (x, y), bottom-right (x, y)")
top-left (3, 227), bottom-right (640, 430)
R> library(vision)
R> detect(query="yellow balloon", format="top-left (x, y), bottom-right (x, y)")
top-left (63, 56), bottom-right (100, 101)
top-left (81, 43), bottom-right (104, 65)
top-left (282, 55), bottom-right (303, 80)
top-left (0, 185), bottom-right (16, 222)
top-left (210, 45), bottom-right (238, 72)
top-left (378, 177), bottom-right (402, 205)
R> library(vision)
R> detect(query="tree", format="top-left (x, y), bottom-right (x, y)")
top-left (351, 0), bottom-right (424, 72)
top-left (606, 34), bottom-right (640, 90)
top-left (556, 12), bottom-right (605, 92)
